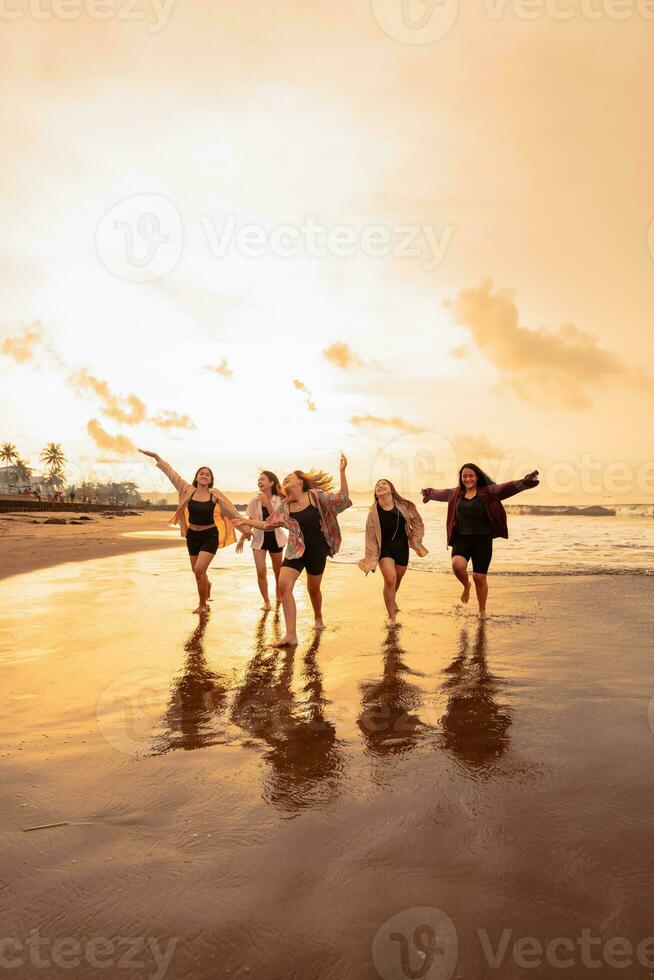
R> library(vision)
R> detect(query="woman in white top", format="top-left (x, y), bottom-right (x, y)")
top-left (236, 470), bottom-right (287, 610)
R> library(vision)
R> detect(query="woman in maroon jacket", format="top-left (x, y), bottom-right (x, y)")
top-left (422, 464), bottom-right (539, 617)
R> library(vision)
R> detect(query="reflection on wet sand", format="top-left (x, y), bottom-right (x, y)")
top-left (151, 616), bottom-right (229, 754)
top-left (231, 614), bottom-right (345, 817)
top-left (440, 623), bottom-right (512, 770)
top-left (358, 626), bottom-right (437, 757)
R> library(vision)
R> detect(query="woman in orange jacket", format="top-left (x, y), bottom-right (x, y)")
top-left (140, 449), bottom-right (251, 614)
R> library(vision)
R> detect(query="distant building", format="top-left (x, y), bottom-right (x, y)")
top-left (0, 466), bottom-right (49, 495)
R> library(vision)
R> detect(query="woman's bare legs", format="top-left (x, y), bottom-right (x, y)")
top-left (306, 572), bottom-right (325, 630)
top-left (270, 552), bottom-right (283, 603)
top-left (253, 549), bottom-right (271, 610)
top-left (473, 572), bottom-right (488, 617)
top-left (452, 556), bottom-right (471, 604)
top-left (189, 551), bottom-right (214, 613)
top-left (394, 564), bottom-right (407, 614)
top-left (274, 566), bottom-right (301, 646)
top-left (379, 558), bottom-right (400, 624)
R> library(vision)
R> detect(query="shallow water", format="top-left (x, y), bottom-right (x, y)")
top-left (129, 509), bottom-right (654, 576)
top-left (2, 550), bottom-right (654, 979)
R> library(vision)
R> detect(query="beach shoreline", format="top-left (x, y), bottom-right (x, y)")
top-left (0, 510), bottom-right (179, 582)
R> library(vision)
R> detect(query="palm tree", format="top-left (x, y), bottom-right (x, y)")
top-left (1, 443), bottom-right (19, 476)
top-left (40, 442), bottom-right (66, 491)
top-left (40, 443), bottom-right (66, 472)
top-left (14, 459), bottom-right (32, 485)
top-left (45, 470), bottom-right (65, 490)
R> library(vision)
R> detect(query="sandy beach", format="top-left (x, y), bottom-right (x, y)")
top-left (2, 533), bottom-right (654, 979)
top-left (0, 510), bottom-right (179, 581)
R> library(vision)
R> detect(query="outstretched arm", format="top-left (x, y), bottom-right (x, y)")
top-left (241, 497), bottom-right (289, 531)
top-left (139, 449), bottom-right (189, 494)
top-left (487, 470), bottom-right (540, 501)
top-left (421, 487), bottom-right (455, 503)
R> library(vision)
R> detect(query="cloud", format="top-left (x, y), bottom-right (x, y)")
top-left (350, 413), bottom-right (420, 433)
top-left (293, 379), bottom-right (317, 412)
top-left (150, 411), bottom-right (196, 430)
top-left (323, 342), bottom-right (364, 370)
top-left (72, 370), bottom-right (195, 430)
top-left (205, 358), bottom-right (234, 378)
top-left (2, 328), bottom-right (195, 431)
top-left (86, 419), bottom-right (137, 456)
top-left (72, 370), bottom-right (147, 424)
top-left (446, 279), bottom-right (650, 409)
top-left (452, 433), bottom-right (504, 459)
top-left (1, 323), bottom-right (44, 362)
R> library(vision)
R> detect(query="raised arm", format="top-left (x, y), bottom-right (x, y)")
top-left (421, 487), bottom-right (455, 504)
top-left (339, 452), bottom-right (349, 497)
top-left (487, 470), bottom-right (540, 501)
top-left (139, 449), bottom-right (190, 494)
top-left (325, 453), bottom-right (352, 514)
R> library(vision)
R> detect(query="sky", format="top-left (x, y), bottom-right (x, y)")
top-left (1, 0), bottom-right (653, 502)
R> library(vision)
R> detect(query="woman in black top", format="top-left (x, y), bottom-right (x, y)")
top-left (376, 480), bottom-right (410, 622)
top-left (139, 450), bottom-right (251, 614)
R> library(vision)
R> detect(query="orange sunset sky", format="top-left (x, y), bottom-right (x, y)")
top-left (1, 0), bottom-right (653, 502)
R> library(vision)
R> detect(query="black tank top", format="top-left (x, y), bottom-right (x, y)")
top-left (188, 493), bottom-right (216, 526)
top-left (291, 500), bottom-right (328, 552)
top-left (376, 502), bottom-right (407, 544)
top-left (456, 494), bottom-right (492, 535)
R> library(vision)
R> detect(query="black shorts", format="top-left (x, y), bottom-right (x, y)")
top-left (186, 526), bottom-right (219, 557)
top-left (379, 540), bottom-right (409, 567)
top-left (257, 530), bottom-right (283, 555)
top-left (451, 534), bottom-right (493, 574)
top-left (283, 546), bottom-right (329, 577)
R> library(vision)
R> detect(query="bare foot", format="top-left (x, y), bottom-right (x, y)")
top-left (479, 610), bottom-right (487, 619)
top-left (387, 616), bottom-right (397, 627)
top-left (314, 619), bottom-right (326, 631)
top-left (460, 579), bottom-right (471, 604)
top-left (193, 604), bottom-right (209, 615)
top-left (273, 636), bottom-right (298, 647)
top-left (262, 601), bottom-right (271, 611)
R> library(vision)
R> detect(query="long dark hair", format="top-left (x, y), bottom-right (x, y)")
top-left (260, 470), bottom-right (284, 497)
top-left (373, 478), bottom-right (414, 510)
top-left (458, 463), bottom-right (495, 490)
top-left (289, 469), bottom-right (334, 493)
top-left (192, 466), bottom-right (215, 488)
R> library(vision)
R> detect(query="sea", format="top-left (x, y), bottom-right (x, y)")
top-left (219, 503), bottom-right (654, 576)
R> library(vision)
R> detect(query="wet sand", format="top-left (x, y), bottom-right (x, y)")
top-left (0, 511), bottom-right (178, 581)
top-left (1, 548), bottom-right (654, 980)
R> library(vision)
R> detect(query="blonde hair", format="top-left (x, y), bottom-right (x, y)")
top-left (286, 469), bottom-right (334, 493)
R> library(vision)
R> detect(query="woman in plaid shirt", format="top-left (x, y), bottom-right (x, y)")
top-left (239, 453), bottom-right (351, 646)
